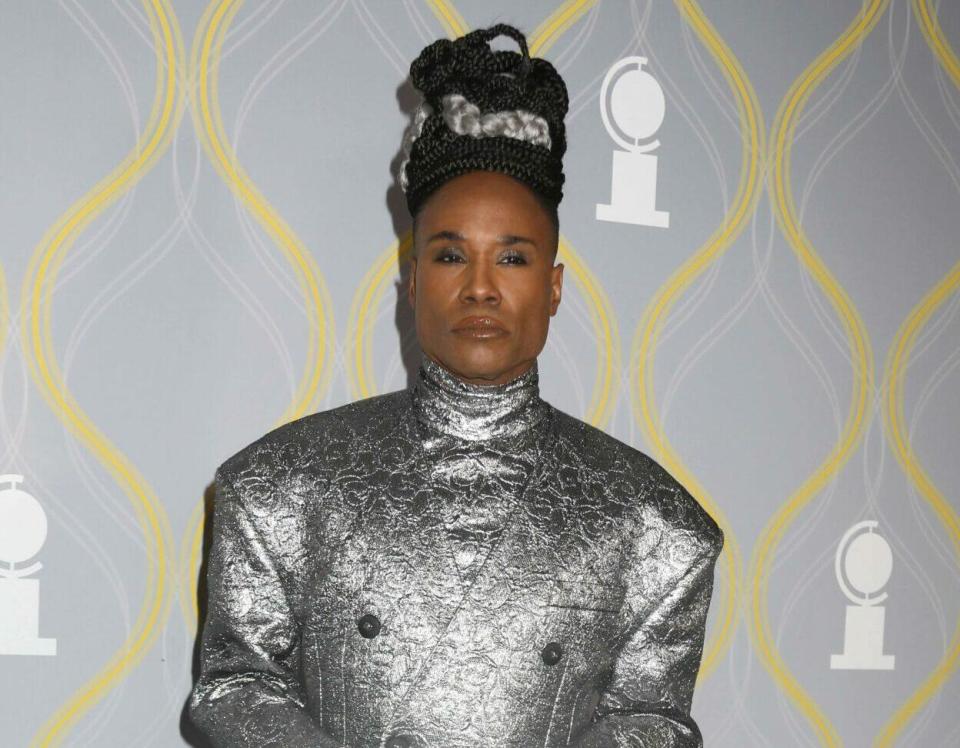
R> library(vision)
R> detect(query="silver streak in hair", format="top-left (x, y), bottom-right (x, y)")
top-left (398, 93), bottom-right (553, 193)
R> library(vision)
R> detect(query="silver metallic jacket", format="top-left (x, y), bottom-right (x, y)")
top-left (189, 359), bottom-right (724, 747)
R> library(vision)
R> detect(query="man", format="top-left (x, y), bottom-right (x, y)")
top-left (189, 24), bottom-right (723, 747)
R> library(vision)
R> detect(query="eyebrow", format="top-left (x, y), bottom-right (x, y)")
top-left (425, 230), bottom-right (465, 243)
top-left (497, 234), bottom-right (537, 248)
top-left (424, 230), bottom-right (538, 248)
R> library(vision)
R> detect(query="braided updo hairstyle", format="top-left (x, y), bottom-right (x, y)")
top-left (398, 24), bottom-right (570, 227)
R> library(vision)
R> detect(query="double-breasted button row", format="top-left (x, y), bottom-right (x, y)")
top-left (541, 641), bottom-right (564, 666)
top-left (357, 613), bottom-right (381, 639)
top-left (357, 614), bottom-right (564, 667)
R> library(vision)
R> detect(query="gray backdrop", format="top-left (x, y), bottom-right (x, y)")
top-left (1, 0), bottom-right (958, 746)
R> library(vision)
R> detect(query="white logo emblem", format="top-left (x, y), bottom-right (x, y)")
top-left (596, 56), bottom-right (670, 228)
top-left (830, 520), bottom-right (894, 670)
top-left (0, 474), bottom-right (57, 656)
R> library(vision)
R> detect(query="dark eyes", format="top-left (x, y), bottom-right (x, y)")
top-left (435, 250), bottom-right (462, 263)
top-left (434, 249), bottom-right (527, 265)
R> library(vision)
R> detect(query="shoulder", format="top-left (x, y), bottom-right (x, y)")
top-left (550, 406), bottom-right (724, 557)
top-left (215, 389), bottom-right (410, 486)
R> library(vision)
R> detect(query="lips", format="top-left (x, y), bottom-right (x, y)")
top-left (451, 316), bottom-right (508, 337)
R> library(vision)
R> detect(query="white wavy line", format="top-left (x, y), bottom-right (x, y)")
top-left (797, 5), bottom-right (906, 223)
top-left (0, 322), bottom-right (31, 471)
top-left (0, 344), bottom-right (134, 747)
top-left (62, 0), bottom-right (141, 137)
top-left (885, 0), bottom-right (960, 575)
top-left (552, 1), bottom-right (603, 73)
top-left (1, 3), bottom-right (169, 741)
top-left (794, 42), bottom-right (863, 144)
top-left (567, 0), bottom-right (653, 118)
top-left (760, 1), bottom-right (960, 742)
top-left (53, 2), bottom-right (142, 285)
top-left (227, 1), bottom-right (349, 416)
top-left (678, 15), bottom-right (738, 131)
top-left (228, 0), bottom-right (348, 345)
top-left (868, 4), bottom-right (960, 740)
top-left (752, 13), bottom-right (900, 672)
top-left (176, 132), bottom-right (299, 403)
top-left (566, 0), bottom-right (733, 249)
top-left (632, 0), bottom-right (731, 226)
top-left (895, 19), bottom-right (960, 194)
top-left (753, 206), bottom-right (844, 566)
top-left (904, 303), bottom-right (960, 571)
top-left (56, 1), bottom-right (174, 550)
top-left (864, 2), bottom-right (960, 684)
top-left (756, 1), bottom-right (903, 601)
top-left (621, 0), bottom-right (735, 440)
top-left (1, 320), bottom-right (134, 742)
top-left (401, 0), bottom-right (437, 44)
top-left (232, 0), bottom-right (348, 151)
top-left (123, 103), bottom-right (290, 748)
top-left (223, 0), bottom-right (289, 60)
top-left (351, 0), bottom-right (409, 75)
top-left (108, 0), bottom-right (153, 51)
top-left (713, 604), bottom-right (768, 747)
top-left (756, 0), bottom-right (908, 580)
top-left (47, 3), bottom-right (190, 743)
top-left (934, 62), bottom-right (960, 134)
top-left (618, 4), bottom-right (760, 741)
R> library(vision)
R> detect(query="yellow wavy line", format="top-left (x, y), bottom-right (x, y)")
top-left (424, 0), bottom-right (597, 57)
top-left (751, 1), bottom-right (889, 744)
top-left (346, 233), bottom-right (412, 400)
top-left (180, 0), bottom-right (339, 631)
top-left (874, 2), bottom-right (960, 743)
top-left (877, 262), bottom-right (960, 744)
top-left (22, 2), bottom-right (185, 744)
top-left (557, 236), bottom-right (620, 427)
top-left (425, 0), bottom-right (467, 39)
top-left (348, 2), bottom-right (619, 427)
top-left (630, 0), bottom-right (765, 685)
top-left (529, 0), bottom-right (597, 58)
top-left (191, 0), bottom-right (335, 424)
top-left (179, 487), bottom-right (209, 629)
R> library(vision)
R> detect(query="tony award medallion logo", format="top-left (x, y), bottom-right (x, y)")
top-left (830, 520), bottom-right (894, 670)
top-left (596, 56), bottom-right (670, 228)
top-left (0, 474), bottom-right (57, 656)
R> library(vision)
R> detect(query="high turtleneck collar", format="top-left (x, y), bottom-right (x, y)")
top-left (412, 357), bottom-right (550, 441)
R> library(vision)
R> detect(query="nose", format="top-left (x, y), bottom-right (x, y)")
top-left (458, 260), bottom-right (501, 305)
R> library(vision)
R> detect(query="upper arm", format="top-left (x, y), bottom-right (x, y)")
top-left (188, 465), bottom-right (333, 747)
top-left (568, 461), bottom-right (724, 747)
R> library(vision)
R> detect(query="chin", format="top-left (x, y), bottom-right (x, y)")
top-left (433, 349), bottom-right (507, 383)
top-left (451, 362), bottom-right (505, 384)
top-left (449, 350), bottom-right (533, 385)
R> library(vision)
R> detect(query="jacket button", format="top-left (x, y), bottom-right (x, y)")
top-left (541, 641), bottom-right (564, 666)
top-left (357, 613), bottom-right (381, 639)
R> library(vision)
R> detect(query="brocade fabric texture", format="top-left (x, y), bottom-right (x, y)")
top-left (188, 358), bottom-right (724, 747)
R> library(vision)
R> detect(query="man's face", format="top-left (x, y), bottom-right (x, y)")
top-left (408, 171), bottom-right (563, 386)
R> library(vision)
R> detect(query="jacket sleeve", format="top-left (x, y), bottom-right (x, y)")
top-left (568, 512), bottom-right (724, 748)
top-left (188, 466), bottom-right (340, 747)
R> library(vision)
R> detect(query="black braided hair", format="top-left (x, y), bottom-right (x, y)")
top-left (401, 24), bottom-right (569, 221)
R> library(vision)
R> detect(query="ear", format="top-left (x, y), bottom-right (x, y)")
top-left (407, 255), bottom-right (418, 309)
top-left (549, 262), bottom-right (564, 316)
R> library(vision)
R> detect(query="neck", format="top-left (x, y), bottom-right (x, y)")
top-left (412, 357), bottom-right (548, 441)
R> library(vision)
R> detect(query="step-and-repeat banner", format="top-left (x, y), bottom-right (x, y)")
top-left (1, 1), bottom-right (958, 745)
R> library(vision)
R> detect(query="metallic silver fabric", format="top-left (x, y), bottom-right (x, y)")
top-left (189, 358), bottom-right (724, 747)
